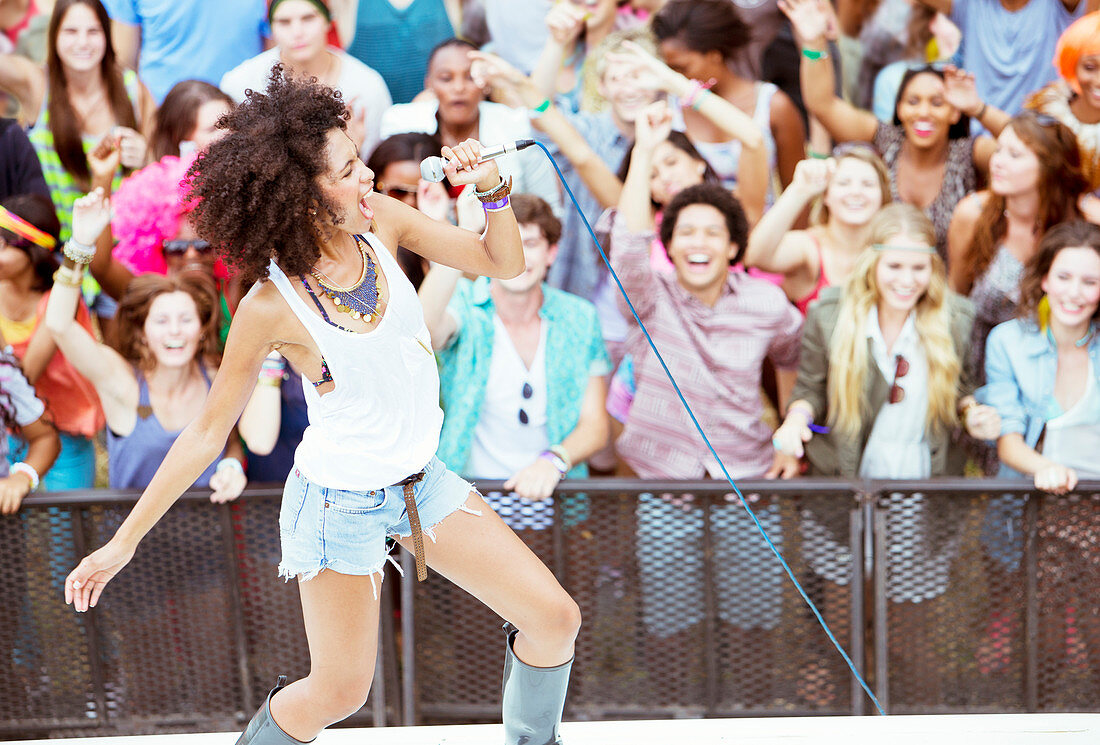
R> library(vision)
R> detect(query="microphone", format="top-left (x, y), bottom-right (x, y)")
top-left (419, 139), bottom-right (536, 182)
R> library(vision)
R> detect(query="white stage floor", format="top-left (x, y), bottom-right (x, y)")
top-left (12, 714), bottom-right (1100, 745)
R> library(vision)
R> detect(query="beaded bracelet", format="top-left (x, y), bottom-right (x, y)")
top-left (481, 196), bottom-right (511, 212)
top-left (62, 238), bottom-right (96, 265)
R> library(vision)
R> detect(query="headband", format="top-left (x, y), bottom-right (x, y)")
top-left (871, 243), bottom-right (936, 254)
top-left (0, 205), bottom-right (57, 250)
top-left (268, 0), bottom-right (331, 23)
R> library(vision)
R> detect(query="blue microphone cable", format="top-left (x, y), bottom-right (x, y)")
top-left (531, 140), bottom-right (886, 716)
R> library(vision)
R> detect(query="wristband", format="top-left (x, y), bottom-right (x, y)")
top-left (62, 238), bottom-right (96, 265)
top-left (215, 457), bottom-right (244, 476)
top-left (680, 77), bottom-right (717, 110)
top-left (801, 48), bottom-right (829, 61)
top-left (10, 462), bottom-right (40, 491)
top-left (972, 102), bottom-right (987, 120)
top-left (531, 98), bottom-right (552, 117)
top-left (473, 175), bottom-right (513, 203)
top-left (481, 196), bottom-right (510, 212)
top-left (548, 444), bottom-right (573, 471)
top-left (539, 450), bottom-right (569, 477)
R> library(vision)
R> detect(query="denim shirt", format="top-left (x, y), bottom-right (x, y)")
top-left (977, 318), bottom-right (1100, 477)
top-left (435, 278), bottom-right (610, 478)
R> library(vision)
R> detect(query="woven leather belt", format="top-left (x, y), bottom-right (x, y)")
top-left (397, 470), bottom-right (428, 581)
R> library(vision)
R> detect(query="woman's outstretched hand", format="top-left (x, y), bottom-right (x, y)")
top-left (65, 539), bottom-right (136, 612)
top-left (71, 188), bottom-right (112, 247)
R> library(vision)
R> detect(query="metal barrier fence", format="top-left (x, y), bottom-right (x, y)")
top-left (1, 479), bottom-right (1097, 738)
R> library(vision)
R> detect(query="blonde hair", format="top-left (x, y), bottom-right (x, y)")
top-left (809, 148), bottom-right (892, 227)
top-left (826, 204), bottom-right (960, 435)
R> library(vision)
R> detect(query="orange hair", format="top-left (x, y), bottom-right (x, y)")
top-left (1054, 11), bottom-right (1100, 96)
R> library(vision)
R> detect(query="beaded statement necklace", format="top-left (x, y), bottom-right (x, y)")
top-left (306, 235), bottom-right (384, 322)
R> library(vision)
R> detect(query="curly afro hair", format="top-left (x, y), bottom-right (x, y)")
top-left (185, 65), bottom-right (349, 284)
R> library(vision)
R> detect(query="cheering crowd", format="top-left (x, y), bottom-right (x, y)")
top-left (2, 0), bottom-right (1100, 515)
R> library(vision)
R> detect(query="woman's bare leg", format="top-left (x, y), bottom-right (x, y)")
top-left (268, 570), bottom-right (381, 741)
top-left (399, 491), bottom-right (580, 667)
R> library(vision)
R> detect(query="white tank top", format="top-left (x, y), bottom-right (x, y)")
top-left (264, 232), bottom-right (443, 490)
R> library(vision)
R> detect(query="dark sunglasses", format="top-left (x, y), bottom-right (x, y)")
top-left (163, 239), bottom-right (212, 256)
top-left (379, 183), bottom-right (418, 199)
top-left (1030, 112), bottom-right (1061, 128)
top-left (518, 381), bottom-right (533, 425)
top-left (889, 354), bottom-right (909, 405)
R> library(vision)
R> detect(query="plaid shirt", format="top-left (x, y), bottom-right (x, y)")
top-left (610, 218), bottom-right (802, 479)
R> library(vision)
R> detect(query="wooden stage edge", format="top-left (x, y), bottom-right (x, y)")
top-left (11, 714), bottom-right (1100, 745)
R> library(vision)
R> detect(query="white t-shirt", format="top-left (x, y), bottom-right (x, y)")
top-left (464, 317), bottom-right (550, 478)
top-left (220, 46), bottom-right (392, 156)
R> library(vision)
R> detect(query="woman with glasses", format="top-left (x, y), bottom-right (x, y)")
top-left (365, 132), bottom-right (449, 290)
top-left (0, 193), bottom-right (103, 490)
top-left (781, 0), bottom-right (1009, 257)
top-left (744, 144), bottom-right (892, 313)
top-left (82, 151), bottom-right (240, 349)
top-left (773, 203), bottom-right (998, 475)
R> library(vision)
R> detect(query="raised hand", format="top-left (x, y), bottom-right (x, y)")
top-left (114, 126), bottom-right (148, 170)
top-left (88, 133), bottom-right (122, 186)
top-left (440, 139), bottom-right (502, 190)
top-left (790, 157), bottom-right (835, 200)
top-left (544, 2), bottom-right (587, 47)
top-left (604, 39), bottom-right (682, 94)
top-left (943, 65), bottom-right (982, 118)
top-left (65, 539), bottom-right (136, 612)
top-left (345, 98), bottom-right (368, 149)
top-left (778, 0), bottom-right (831, 47)
top-left (633, 100), bottom-right (674, 151)
top-left (417, 178), bottom-right (452, 223)
top-left (468, 50), bottom-right (526, 91)
top-left (71, 188), bottom-right (112, 247)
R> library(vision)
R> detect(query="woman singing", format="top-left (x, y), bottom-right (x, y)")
top-left (62, 68), bottom-right (579, 745)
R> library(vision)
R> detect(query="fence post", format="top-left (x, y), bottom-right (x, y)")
top-left (849, 489), bottom-right (866, 716)
top-left (1024, 494), bottom-right (1040, 711)
top-left (218, 505), bottom-right (254, 718)
top-left (401, 547), bottom-right (417, 726)
top-left (871, 491), bottom-right (889, 713)
top-left (71, 506), bottom-right (110, 727)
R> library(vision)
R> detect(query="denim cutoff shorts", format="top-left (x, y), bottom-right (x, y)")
top-left (278, 456), bottom-right (478, 586)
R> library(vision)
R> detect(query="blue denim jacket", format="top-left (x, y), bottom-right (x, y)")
top-left (977, 318), bottom-right (1100, 477)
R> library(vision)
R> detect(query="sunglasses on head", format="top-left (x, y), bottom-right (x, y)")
top-left (889, 354), bottom-right (909, 405)
top-left (831, 141), bottom-right (880, 159)
top-left (1030, 112), bottom-right (1061, 128)
top-left (163, 239), bottom-right (212, 256)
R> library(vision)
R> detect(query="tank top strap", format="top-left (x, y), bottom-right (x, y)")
top-left (135, 368), bottom-right (152, 407)
top-left (265, 260), bottom-right (331, 338)
top-left (198, 363), bottom-right (212, 388)
top-left (753, 82), bottom-right (778, 129)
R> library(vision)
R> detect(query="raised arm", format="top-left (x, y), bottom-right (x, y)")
top-left (745, 158), bottom-right (831, 287)
top-left (43, 191), bottom-right (139, 435)
top-left (65, 282), bottom-right (279, 612)
top-left (780, 0), bottom-right (878, 144)
top-left (371, 140), bottom-right (523, 279)
top-left (529, 3), bottom-right (586, 101)
top-left (619, 101), bottom-right (673, 233)
top-left (470, 50), bottom-right (623, 209)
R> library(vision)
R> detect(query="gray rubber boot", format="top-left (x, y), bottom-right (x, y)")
top-left (236, 676), bottom-right (313, 745)
top-left (501, 623), bottom-right (573, 745)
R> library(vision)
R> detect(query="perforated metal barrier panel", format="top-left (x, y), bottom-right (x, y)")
top-left (2, 480), bottom-right (1097, 739)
